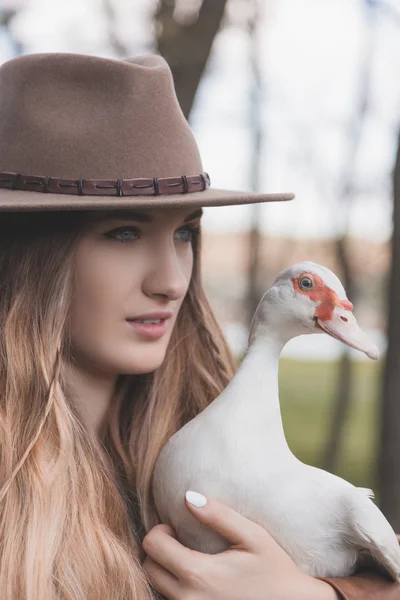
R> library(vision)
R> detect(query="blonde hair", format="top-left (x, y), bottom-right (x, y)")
top-left (0, 210), bottom-right (235, 599)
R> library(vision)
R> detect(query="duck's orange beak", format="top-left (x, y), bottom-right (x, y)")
top-left (316, 306), bottom-right (379, 360)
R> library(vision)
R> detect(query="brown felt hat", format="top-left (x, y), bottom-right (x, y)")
top-left (0, 52), bottom-right (294, 212)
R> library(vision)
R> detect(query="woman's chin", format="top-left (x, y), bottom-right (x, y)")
top-left (116, 352), bottom-right (166, 375)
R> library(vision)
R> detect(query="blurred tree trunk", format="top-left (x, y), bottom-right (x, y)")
top-left (102, 0), bottom-right (129, 58)
top-left (155, 0), bottom-right (228, 119)
top-left (246, 0), bottom-right (262, 324)
top-left (322, 242), bottom-right (354, 472)
top-left (322, 0), bottom-right (376, 473)
top-left (0, 7), bottom-right (23, 55)
top-left (378, 130), bottom-right (400, 530)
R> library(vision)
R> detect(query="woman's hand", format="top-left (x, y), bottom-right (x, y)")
top-left (142, 491), bottom-right (339, 600)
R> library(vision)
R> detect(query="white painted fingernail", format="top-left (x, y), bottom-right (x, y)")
top-left (185, 490), bottom-right (207, 508)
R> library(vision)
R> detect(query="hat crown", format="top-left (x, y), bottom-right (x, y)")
top-left (0, 53), bottom-right (203, 179)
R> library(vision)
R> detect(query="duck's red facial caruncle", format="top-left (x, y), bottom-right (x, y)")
top-left (292, 272), bottom-right (379, 360)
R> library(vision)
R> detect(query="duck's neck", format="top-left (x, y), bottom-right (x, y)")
top-left (226, 331), bottom-right (291, 451)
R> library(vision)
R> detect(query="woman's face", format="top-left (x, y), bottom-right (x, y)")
top-left (70, 206), bottom-right (202, 375)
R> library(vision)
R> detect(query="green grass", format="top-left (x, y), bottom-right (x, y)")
top-left (278, 359), bottom-right (382, 491)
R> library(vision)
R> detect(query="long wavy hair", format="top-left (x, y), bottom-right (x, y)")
top-left (0, 209), bottom-right (236, 600)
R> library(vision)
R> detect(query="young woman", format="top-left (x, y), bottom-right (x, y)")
top-left (0, 52), bottom-right (398, 600)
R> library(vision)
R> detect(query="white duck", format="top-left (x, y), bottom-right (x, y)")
top-left (152, 261), bottom-right (400, 580)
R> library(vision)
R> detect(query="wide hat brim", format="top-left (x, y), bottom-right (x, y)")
top-left (0, 187), bottom-right (294, 211)
top-left (0, 52), bottom-right (294, 212)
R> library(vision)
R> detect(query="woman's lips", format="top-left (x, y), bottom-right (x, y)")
top-left (126, 316), bottom-right (171, 339)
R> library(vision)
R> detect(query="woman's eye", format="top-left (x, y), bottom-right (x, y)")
top-left (105, 226), bottom-right (140, 244)
top-left (103, 224), bottom-right (198, 245)
top-left (174, 226), bottom-right (196, 242)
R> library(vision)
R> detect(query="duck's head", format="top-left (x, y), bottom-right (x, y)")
top-left (250, 261), bottom-right (379, 360)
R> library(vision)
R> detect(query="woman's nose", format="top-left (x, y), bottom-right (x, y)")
top-left (142, 247), bottom-right (192, 301)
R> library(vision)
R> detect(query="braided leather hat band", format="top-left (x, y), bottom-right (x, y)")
top-left (0, 171), bottom-right (210, 197)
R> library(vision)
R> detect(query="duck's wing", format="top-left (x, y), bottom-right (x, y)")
top-left (345, 487), bottom-right (400, 581)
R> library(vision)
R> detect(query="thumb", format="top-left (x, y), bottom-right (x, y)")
top-left (184, 490), bottom-right (268, 551)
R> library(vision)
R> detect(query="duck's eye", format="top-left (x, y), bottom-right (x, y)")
top-left (299, 276), bottom-right (313, 290)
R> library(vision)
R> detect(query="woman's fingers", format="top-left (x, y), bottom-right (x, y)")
top-left (142, 491), bottom-right (295, 597)
top-left (142, 523), bottom-right (206, 580)
top-left (141, 495), bottom-right (300, 599)
top-left (184, 491), bottom-right (273, 552)
top-left (142, 554), bottom-right (181, 600)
